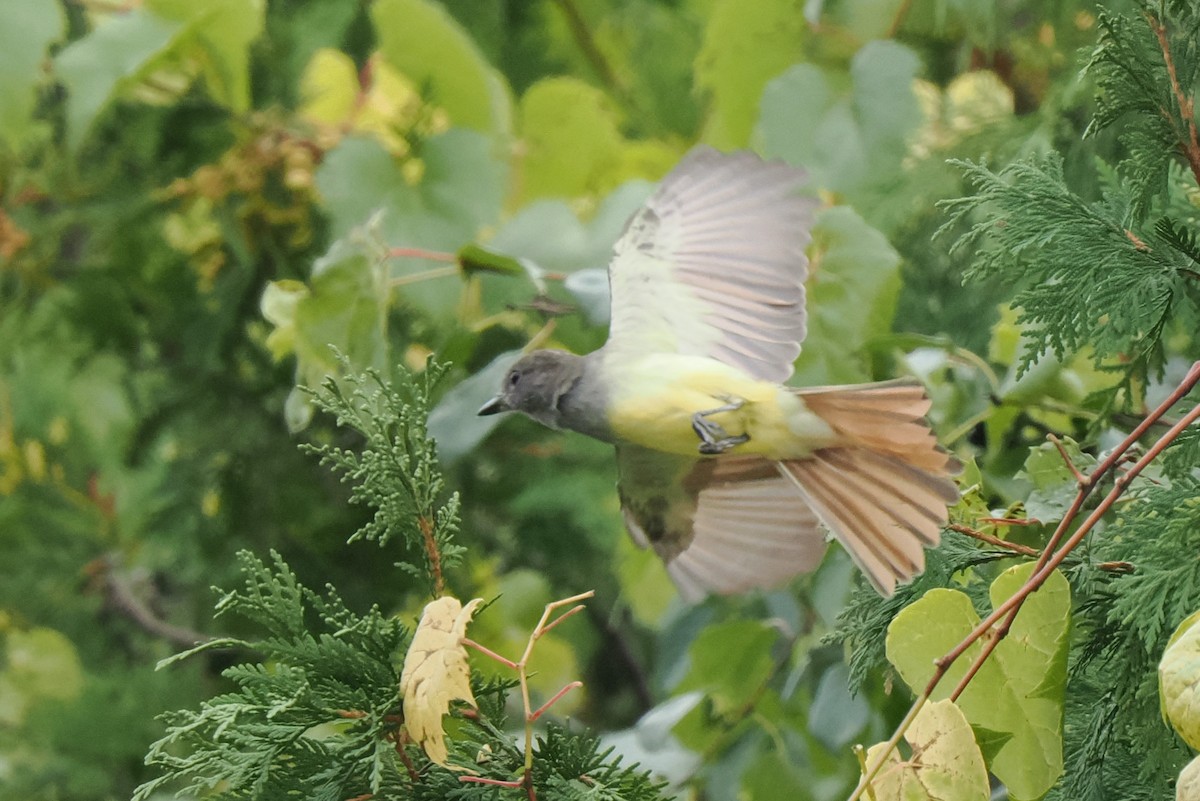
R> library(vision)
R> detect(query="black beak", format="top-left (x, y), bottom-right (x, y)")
top-left (477, 396), bottom-right (508, 416)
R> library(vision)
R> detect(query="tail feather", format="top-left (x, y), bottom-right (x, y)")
top-left (782, 379), bottom-right (960, 595)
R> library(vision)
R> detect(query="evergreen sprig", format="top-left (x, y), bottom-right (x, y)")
top-left (1083, 6), bottom-right (1197, 220)
top-left (137, 369), bottom-right (674, 801)
top-left (135, 551), bottom-right (411, 801)
top-left (940, 154), bottom-right (1194, 383)
top-left (302, 360), bottom-right (465, 594)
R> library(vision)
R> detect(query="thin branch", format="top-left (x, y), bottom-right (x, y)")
top-left (586, 605), bottom-right (654, 714)
top-left (387, 246), bottom-right (456, 263)
top-left (461, 590), bottom-right (595, 801)
top-left (417, 515), bottom-right (444, 597)
top-left (549, 0), bottom-right (629, 106)
top-left (97, 557), bottom-right (212, 648)
top-left (1047, 433), bottom-right (1088, 485)
top-left (947, 523), bottom-right (1039, 557)
top-left (1148, 10), bottom-right (1200, 186)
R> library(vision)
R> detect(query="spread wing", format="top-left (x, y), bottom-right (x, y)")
top-left (605, 147), bottom-right (817, 383)
top-left (616, 446), bottom-right (828, 601)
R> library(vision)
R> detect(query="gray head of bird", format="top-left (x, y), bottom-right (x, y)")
top-left (477, 349), bottom-right (584, 429)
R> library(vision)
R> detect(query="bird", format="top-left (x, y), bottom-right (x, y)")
top-left (478, 146), bottom-right (960, 600)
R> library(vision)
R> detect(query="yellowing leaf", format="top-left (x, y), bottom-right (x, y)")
top-left (1179, 754), bottom-right (1200, 801)
top-left (518, 77), bottom-right (623, 202)
top-left (372, 0), bottom-right (511, 139)
top-left (399, 596), bottom-right (482, 767)
top-left (1160, 610), bottom-right (1200, 750)
top-left (298, 48), bottom-right (358, 127)
top-left (864, 699), bottom-right (989, 801)
top-left (886, 564), bottom-right (1070, 800)
top-left (695, 0), bottom-right (806, 149)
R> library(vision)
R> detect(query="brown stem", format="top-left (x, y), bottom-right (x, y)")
top-left (947, 523), bottom-right (1040, 557)
top-left (549, 0), bottom-right (628, 104)
top-left (1047, 433), bottom-right (1088, 485)
top-left (97, 558), bottom-right (212, 647)
top-left (387, 246), bottom-right (456, 263)
top-left (1149, 11), bottom-right (1200, 186)
top-left (417, 516), bottom-right (444, 597)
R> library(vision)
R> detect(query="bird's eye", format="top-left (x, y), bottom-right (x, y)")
top-left (509, 372), bottom-right (521, 387)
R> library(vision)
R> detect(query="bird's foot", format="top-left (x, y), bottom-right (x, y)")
top-left (691, 398), bottom-right (750, 455)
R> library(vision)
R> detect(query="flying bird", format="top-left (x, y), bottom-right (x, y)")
top-left (479, 147), bottom-right (959, 599)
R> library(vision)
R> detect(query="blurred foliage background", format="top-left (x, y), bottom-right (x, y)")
top-left (4, 0), bottom-right (1200, 799)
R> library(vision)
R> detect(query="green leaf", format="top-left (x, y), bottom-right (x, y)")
top-left (314, 130), bottom-right (506, 320)
top-left (759, 40), bottom-right (922, 196)
top-left (518, 76), bottom-right (623, 201)
top-left (55, 10), bottom-right (185, 151)
top-left (1016, 439), bottom-right (1095, 524)
top-left (672, 621), bottom-right (778, 749)
top-left (292, 230), bottom-right (389, 377)
top-left (1, 626), bottom-right (85, 725)
top-left (791, 206), bottom-right (902, 385)
top-left (863, 699), bottom-right (989, 801)
top-left (694, 0), bottom-right (807, 149)
top-left (146, 0), bottom-right (265, 112)
top-left (1159, 610), bottom-right (1200, 750)
top-left (372, 0), bottom-right (512, 138)
top-left (0, 0), bottom-right (65, 148)
top-left (807, 662), bottom-right (870, 751)
top-left (886, 563), bottom-right (1070, 800)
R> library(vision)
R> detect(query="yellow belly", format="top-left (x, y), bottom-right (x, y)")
top-left (604, 354), bottom-right (837, 459)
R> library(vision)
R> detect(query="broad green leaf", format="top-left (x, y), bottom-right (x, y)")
top-left (314, 130), bottom-right (506, 320)
top-left (518, 77), bottom-right (624, 201)
top-left (147, 0), bottom-right (264, 112)
top-left (827, 0), bottom-right (909, 42)
top-left (673, 621), bottom-right (779, 749)
top-left (591, 0), bottom-right (703, 136)
top-left (1016, 438), bottom-right (1095, 524)
top-left (886, 563), bottom-right (1070, 800)
top-left (759, 41), bottom-right (921, 195)
top-left (1, 627), bottom-right (85, 724)
top-left (55, 10), bottom-right (184, 151)
top-left (615, 535), bottom-right (676, 627)
top-left (808, 661), bottom-right (870, 750)
top-left (0, 0), bottom-right (65, 148)
top-left (372, 0), bottom-right (512, 138)
top-left (791, 206), bottom-right (902, 385)
top-left (862, 699), bottom-right (989, 801)
top-left (292, 230), bottom-right (389, 378)
top-left (472, 181), bottom-right (650, 322)
top-left (694, 0), bottom-right (807, 149)
top-left (1160, 610), bottom-right (1200, 750)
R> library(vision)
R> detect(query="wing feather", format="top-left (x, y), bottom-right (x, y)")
top-left (617, 446), bottom-right (828, 601)
top-left (605, 147), bottom-right (817, 383)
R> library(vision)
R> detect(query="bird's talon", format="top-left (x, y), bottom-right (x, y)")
top-left (698, 433), bottom-right (750, 455)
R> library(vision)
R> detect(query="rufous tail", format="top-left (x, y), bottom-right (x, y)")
top-left (777, 379), bottom-right (960, 595)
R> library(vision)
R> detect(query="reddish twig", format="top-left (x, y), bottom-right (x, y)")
top-left (530, 682), bottom-right (583, 722)
top-left (1047, 433), bottom-right (1089, 485)
top-left (387, 246), bottom-right (456, 263)
top-left (416, 515), bottom-right (444, 597)
top-left (947, 523), bottom-right (1040, 557)
top-left (1148, 11), bottom-right (1200, 187)
top-left (461, 591), bottom-right (595, 801)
